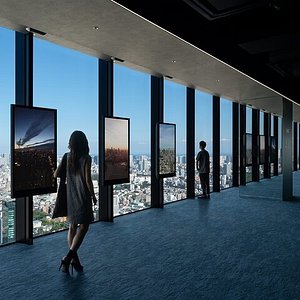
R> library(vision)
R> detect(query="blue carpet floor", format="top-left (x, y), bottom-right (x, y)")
top-left (1, 173), bottom-right (300, 299)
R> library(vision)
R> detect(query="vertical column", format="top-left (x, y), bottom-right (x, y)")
top-left (151, 76), bottom-right (164, 208)
top-left (232, 102), bottom-right (239, 187)
top-left (274, 116), bottom-right (279, 176)
top-left (252, 109), bottom-right (259, 181)
top-left (99, 59), bottom-right (113, 221)
top-left (239, 104), bottom-right (246, 185)
top-left (293, 122), bottom-right (298, 171)
top-left (282, 98), bottom-right (293, 201)
top-left (213, 96), bottom-right (220, 192)
top-left (15, 32), bottom-right (33, 244)
top-left (186, 88), bottom-right (195, 198)
top-left (264, 113), bottom-right (271, 178)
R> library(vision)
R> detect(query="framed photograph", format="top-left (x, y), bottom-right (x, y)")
top-left (259, 135), bottom-right (265, 164)
top-left (104, 116), bottom-right (130, 185)
top-left (158, 123), bottom-right (176, 178)
top-left (270, 136), bottom-right (276, 163)
top-left (245, 133), bottom-right (252, 166)
top-left (11, 105), bottom-right (57, 198)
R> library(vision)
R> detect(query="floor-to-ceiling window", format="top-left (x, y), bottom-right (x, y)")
top-left (195, 90), bottom-right (213, 196)
top-left (113, 64), bottom-right (151, 216)
top-left (220, 98), bottom-right (232, 189)
top-left (33, 38), bottom-right (98, 236)
top-left (0, 27), bottom-right (15, 245)
top-left (164, 80), bottom-right (186, 202)
top-left (259, 111), bottom-right (264, 179)
top-left (246, 106), bottom-right (252, 182)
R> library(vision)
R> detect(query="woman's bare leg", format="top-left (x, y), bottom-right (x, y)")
top-left (68, 224), bottom-right (77, 248)
top-left (70, 224), bottom-right (89, 252)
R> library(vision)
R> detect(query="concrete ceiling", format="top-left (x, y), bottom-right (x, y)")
top-left (0, 0), bottom-right (299, 120)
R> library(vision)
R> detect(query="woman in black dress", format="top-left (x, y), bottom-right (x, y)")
top-left (54, 131), bottom-right (97, 273)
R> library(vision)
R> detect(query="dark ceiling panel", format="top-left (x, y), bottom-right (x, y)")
top-left (183, 0), bottom-right (264, 20)
top-left (114, 0), bottom-right (300, 103)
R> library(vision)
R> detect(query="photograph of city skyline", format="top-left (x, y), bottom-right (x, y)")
top-left (246, 133), bottom-right (252, 166)
top-left (11, 105), bottom-right (56, 197)
top-left (159, 123), bottom-right (176, 177)
top-left (260, 135), bottom-right (265, 164)
top-left (104, 117), bottom-right (129, 184)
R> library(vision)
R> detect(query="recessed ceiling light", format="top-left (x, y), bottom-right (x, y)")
top-left (171, 60), bottom-right (177, 63)
top-left (93, 26), bottom-right (99, 30)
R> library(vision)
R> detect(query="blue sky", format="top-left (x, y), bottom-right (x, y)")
top-left (160, 124), bottom-right (175, 150)
top-left (1, 26), bottom-right (279, 157)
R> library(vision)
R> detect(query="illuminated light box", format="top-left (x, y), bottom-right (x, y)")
top-left (104, 116), bottom-right (130, 185)
top-left (158, 123), bottom-right (176, 178)
top-left (245, 133), bottom-right (252, 166)
top-left (11, 105), bottom-right (57, 198)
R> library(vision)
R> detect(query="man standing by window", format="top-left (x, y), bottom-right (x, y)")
top-left (196, 140), bottom-right (210, 199)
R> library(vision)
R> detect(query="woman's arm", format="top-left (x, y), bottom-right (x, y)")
top-left (85, 156), bottom-right (97, 205)
top-left (54, 159), bottom-right (63, 178)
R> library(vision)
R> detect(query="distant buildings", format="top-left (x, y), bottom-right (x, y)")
top-left (0, 152), bottom-right (282, 244)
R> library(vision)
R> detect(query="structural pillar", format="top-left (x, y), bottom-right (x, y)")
top-left (293, 122), bottom-right (298, 171)
top-left (99, 59), bottom-right (114, 221)
top-left (212, 96), bottom-right (220, 192)
top-left (239, 104), bottom-right (246, 185)
top-left (232, 102), bottom-right (239, 187)
top-left (186, 88), bottom-right (195, 198)
top-left (151, 76), bottom-right (164, 208)
top-left (282, 98), bottom-right (293, 201)
top-left (15, 31), bottom-right (33, 245)
top-left (252, 109), bottom-right (259, 181)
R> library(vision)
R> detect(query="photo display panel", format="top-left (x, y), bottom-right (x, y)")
top-left (245, 133), bottom-right (252, 166)
top-left (259, 135), bottom-right (265, 164)
top-left (11, 105), bottom-right (57, 197)
top-left (270, 136), bottom-right (276, 163)
top-left (158, 123), bottom-right (176, 177)
top-left (104, 116), bottom-right (130, 185)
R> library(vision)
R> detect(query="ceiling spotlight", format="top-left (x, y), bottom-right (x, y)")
top-left (25, 27), bottom-right (46, 36)
top-left (111, 57), bottom-right (124, 63)
top-left (171, 60), bottom-right (177, 63)
top-left (93, 26), bottom-right (99, 30)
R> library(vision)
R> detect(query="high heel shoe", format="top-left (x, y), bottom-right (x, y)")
top-left (71, 253), bottom-right (84, 273)
top-left (59, 256), bottom-right (71, 274)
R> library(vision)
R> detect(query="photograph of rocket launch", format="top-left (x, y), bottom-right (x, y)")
top-left (11, 105), bottom-right (57, 198)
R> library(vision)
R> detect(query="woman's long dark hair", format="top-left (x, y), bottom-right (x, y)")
top-left (68, 131), bottom-right (89, 172)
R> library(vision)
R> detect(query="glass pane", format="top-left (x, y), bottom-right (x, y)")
top-left (0, 27), bottom-right (15, 245)
top-left (164, 80), bottom-right (186, 202)
top-left (195, 91), bottom-right (213, 196)
top-left (220, 98), bottom-right (232, 189)
top-left (260, 111), bottom-right (264, 135)
top-left (33, 38), bottom-right (98, 237)
top-left (113, 64), bottom-right (151, 216)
